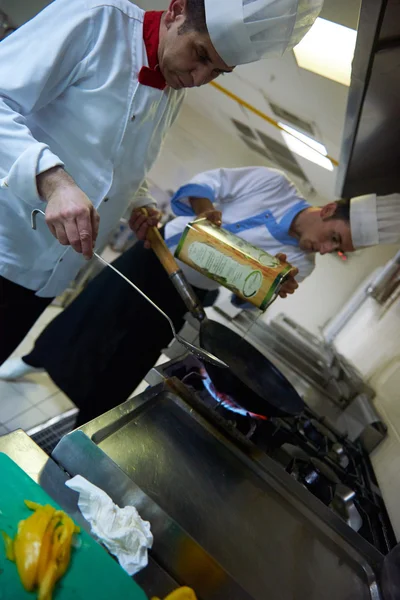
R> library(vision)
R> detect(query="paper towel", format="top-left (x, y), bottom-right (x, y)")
top-left (66, 475), bottom-right (153, 575)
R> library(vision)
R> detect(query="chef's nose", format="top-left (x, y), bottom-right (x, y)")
top-left (192, 65), bottom-right (214, 87)
top-left (320, 242), bottom-right (334, 255)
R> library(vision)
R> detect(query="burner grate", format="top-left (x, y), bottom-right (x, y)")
top-left (159, 355), bottom-right (396, 554)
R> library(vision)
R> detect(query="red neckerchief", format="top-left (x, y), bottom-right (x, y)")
top-left (139, 11), bottom-right (167, 90)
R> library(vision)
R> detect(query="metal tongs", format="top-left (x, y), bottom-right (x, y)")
top-left (31, 209), bottom-right (227, 368)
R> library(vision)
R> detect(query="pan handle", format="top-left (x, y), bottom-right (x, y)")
top-left (139, 208), bottom-right (206, 322)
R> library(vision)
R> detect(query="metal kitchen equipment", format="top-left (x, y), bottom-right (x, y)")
top-left (209, 309), bottom-right (377, 409)
top-left (199, 319), bottom-right (305, 417)
top-left (51, 368), bottom-right (395, 600)
top-left (381, 543), bottom-right (400, 600)
top-left (93, 253), bottom-right (226, 368)
top-left (139, 207), bottom-right (207, 323)
top-left (30, 209), bottom-right (227, 369)
top-left (323, 250), bottom-right (400, 344)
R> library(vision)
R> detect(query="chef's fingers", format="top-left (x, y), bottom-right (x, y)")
top-left (53, 222), bottom-right (69, 246)
top-left (129, 212), bottom-right (147, 236)
top-left (279, 291), bottom-right (287, 298)
top-left (91, 208), bottom-right (100, 245)
top-left (137, 221), bottom-right (151, 241)
top-left (281, 282), bottom-right (299, 294)
top-left (282, 278), bottom-right (299, 291)
top-left (276, 253), bottom-right (287, 262)
top-left (209, 210), bottom-right (222, 226)
top-left (76, 212), bottom-right (94, 260)
top-left (46, 221), bottom-right (57, 239)
top-left (64, 219), bottom-right (82, 253)
top-left (146, 207), bottom-right (161, 224)
top-left (290, 266), bottom-right (299, 277)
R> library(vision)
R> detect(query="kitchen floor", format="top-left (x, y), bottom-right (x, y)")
top-left (0, 306), bottom-right (76, 436)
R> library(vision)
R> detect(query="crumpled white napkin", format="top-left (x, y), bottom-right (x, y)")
top-left (65, 475), bottom-right (153, 575)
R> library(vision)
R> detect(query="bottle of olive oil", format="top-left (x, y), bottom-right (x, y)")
top-left (175, 218), bottom-right (293, 310)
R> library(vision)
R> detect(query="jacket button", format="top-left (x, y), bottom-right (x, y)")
top-left (1, 179), bottom-right (8, 188)
top-left (104, 197), bottom-right (109, 203)
top-left (131, 115), bottom-right (136, 122)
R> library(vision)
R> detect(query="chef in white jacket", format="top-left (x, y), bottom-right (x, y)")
top-left (164, 166), bottom-right (317, 291)
top-left (0, 0), bottom-right (323, 364)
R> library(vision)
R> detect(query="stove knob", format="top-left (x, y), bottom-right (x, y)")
top-left (330, 484), bottom-right (362, 532)
top-left (331, 443), bottom-right (350, 469)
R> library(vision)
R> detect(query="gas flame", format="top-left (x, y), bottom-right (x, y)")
top-left (200, 367), bottom-right (267, 420)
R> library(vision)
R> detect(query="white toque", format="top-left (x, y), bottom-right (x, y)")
top-left (350, 193), bottom-right (400, 249)
top-left (204, 0), bottom-right (324, 66)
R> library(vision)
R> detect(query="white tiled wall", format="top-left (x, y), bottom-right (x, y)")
top-left (0, 306), bottom-right (76, 436)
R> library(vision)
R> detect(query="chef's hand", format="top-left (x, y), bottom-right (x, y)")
top-left (37, 167), bottom-right (100, 260)
top-left (129, 207), bottom-right (161, 249)
top-left (275, 253), bottom-right (299, 298)
top-left (196, 209), bottom-right (222, 227)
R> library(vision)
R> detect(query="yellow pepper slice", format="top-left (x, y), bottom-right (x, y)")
top-left (13, 504), bottom-right (55, 591)
top-left (38, 511), bottom-right (76, 600)
top-left (37, 512), bottom-right (61, 584)
top-left (151, 587), bottom-right (198, 600)
top-left (25, 500), bottom-right (43, 511)
top-left (38, 560), bottom-right (59, 600)
top-left (1, 530), bottom-right (15, 561)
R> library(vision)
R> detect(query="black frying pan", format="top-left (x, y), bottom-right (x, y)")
top-left (199, 320), bottom-right (305, 418)
top-left (139, 214), bottom-right (304, 418)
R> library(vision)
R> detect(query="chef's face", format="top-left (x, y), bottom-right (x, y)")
top-left (298, 203), bottom-right (355, 255)
top-left (159, 0), bottom-right (234, 89)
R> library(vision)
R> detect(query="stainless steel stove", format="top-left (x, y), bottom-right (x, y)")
top-left (146, 353), bottom-right (395, 556)
top-left (49, 337), bottom-right (398, 600)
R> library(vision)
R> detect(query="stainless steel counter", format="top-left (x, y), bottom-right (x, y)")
top-left (0, 430), bottom-right (77, 515)
top-left (0, 380), bottom-right (387, 600)
top-left (53, 383), bottom-right (385, 600)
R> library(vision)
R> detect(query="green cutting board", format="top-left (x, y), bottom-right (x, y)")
top-left (0, 453), bottom-right (148, 600)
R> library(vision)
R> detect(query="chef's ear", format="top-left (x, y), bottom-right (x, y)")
top-left (166, 0), bottom-right (186, 24)
top-left (320, 202), bottom-right (339, 220)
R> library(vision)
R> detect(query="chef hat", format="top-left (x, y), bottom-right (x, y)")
top-left (350, 193), bottom-right (400, 249)
top-left (204, 0), bottom-right (324, 66)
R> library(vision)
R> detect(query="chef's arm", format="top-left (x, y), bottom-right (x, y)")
top-left (169, 169), bottom-right (226, 218)
top-left (129, 181), bottom-right (161, 247)
top-left (36, 166), bottom-right (100, 259)
top-left (189, 197), bottom-right (222, 226)
top-left (0, 2), bottom-right (97, 206)
top-left (0, 2), bottom-right (106, 257)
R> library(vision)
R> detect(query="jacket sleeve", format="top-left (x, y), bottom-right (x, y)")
top-left (0, 0), bottom-right (96, 207)
top-left (169, 168), bottom-right (229, 216)
top-left (129, 180), bottom-right (157, 211)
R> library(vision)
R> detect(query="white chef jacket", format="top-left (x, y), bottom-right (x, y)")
top-left (164, 166), bottom-right (316, 290)
top-left (0, 0), bottom-right (184, 297)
